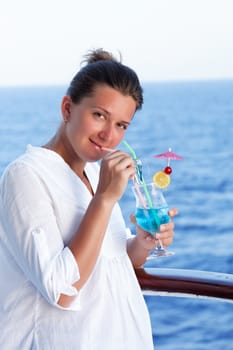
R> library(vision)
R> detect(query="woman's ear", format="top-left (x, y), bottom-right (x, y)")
top-left (61, 96), bottom-right (72, 122)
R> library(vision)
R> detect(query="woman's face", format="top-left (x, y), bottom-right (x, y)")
top-left (62, 84), bottom-right (137, 162)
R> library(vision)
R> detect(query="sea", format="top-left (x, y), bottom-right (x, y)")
top-left (0, 80), bottom-right (233, 349)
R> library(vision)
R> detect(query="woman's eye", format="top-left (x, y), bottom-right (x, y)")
top-left (94, 112), bottom-right (105, 119)
top-left (117, 123), bottom-right (127, 130)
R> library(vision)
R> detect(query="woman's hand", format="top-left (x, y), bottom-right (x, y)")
top-left (96, 150), bottom-right (135, 202)
top-left (132, 208), bottom-right (178, 249)
top-left (154, 208), bottom-right (178, 248)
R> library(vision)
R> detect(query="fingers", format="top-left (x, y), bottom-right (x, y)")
top-left (131, 217), bottom-right (159, 249)
top-left (130, 216), bottom-right (175, 251)
top-left (137, 231), bottom-right (160, 251)
top-left (155, 221), bottom-right (175, 247)
top-left (103, 151), bottom-right (135, 170)
top-left (160, 221), bottom-right (175, 233)
top-left (102, 151), bottom-right (136, 181)
top-left (168, 207), bottom-right (178, 217)
top-left (103, 150), bottom-right (132, 164)
top-left (97, 151), bottom-right (136, 201)
top-left (130, 208), bottom-right (176, 251)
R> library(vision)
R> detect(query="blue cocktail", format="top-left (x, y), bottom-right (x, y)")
top-left (132, 182), bottom-right (174, 258)
top-left (135, 207), bottom-right (170, 235)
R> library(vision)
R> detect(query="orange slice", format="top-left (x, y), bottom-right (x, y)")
top-left (153, 171), bottom-right (170, 188)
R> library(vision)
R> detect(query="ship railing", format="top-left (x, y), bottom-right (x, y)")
top-left (135, 267), bottom-right (233, 302)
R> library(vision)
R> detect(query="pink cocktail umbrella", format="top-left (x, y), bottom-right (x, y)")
top-left (153, 148), bottom-right (184, 175)
top-left (153, 147), bottom-right (183, 166)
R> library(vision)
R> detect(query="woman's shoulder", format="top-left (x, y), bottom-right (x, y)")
top-left (2, 145), bottom-right (63, 177)
top-left (0, 157), bottom-right (36, 194)
top-left (1, 151), bottom-right (29, 178)
top-left (0, 145), bottom-right (48, 188)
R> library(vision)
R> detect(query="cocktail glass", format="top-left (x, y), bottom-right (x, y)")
top-left (132, 182), bottom-right (174, 259)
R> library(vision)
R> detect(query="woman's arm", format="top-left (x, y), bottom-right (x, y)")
top-left (59, 151), bottom-right (135, 307)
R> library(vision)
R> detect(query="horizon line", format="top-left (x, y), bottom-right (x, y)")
top-left (0, 77), bottom-right (233, 88)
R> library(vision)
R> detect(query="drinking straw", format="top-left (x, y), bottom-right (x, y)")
top-left (122, 140), bottom-right (160, 228)
top-left (122, 140), bottom-right (137, 160)
top-left (133, 178), bottom-right (147, 208)
top-left (102, 142), bottom-right (160, 229)
top-left (101, 147), bottom-right (115, 152)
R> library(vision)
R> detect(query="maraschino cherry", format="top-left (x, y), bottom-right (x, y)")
top-left (164, 166), bottom-right (172, 175)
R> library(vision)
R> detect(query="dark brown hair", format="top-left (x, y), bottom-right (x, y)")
top-left (66, 48), bottom-right (143, 110)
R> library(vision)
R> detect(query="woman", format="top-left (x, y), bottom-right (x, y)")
top-left (0, 49), bottom-right (177, 349)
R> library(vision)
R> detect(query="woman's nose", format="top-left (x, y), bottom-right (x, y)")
top-left (98, 124), bottom-right (113, 141)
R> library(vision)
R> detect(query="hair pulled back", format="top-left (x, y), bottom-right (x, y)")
top-left (66, 48), bottom-right (143, 110)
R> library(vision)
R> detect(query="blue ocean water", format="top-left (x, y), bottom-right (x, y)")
top-left (1, 81), bottom-right (233, 349)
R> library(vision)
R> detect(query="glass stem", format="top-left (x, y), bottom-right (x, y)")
top-left (157, 239), bottom-right (165, 251)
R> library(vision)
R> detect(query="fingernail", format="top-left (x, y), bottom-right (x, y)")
top-left (160, 225), bottom-right (166, 232)
top-left (146, 236), bottom-right (152, 241)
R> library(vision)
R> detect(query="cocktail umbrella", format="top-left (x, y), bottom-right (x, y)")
top-left (153, 148), bottom-right (183, 166)
top-left (152, 148), bottom-right (184, 187)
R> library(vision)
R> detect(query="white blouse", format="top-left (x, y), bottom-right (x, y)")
top-left (0, 145), bottom-right (154, 350)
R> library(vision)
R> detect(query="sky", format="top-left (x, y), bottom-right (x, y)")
top-left (0, 0), bottom-right (233, 86)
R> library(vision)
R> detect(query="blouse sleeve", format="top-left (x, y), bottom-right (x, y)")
top-left (0, 162), bottom-right (81, 311)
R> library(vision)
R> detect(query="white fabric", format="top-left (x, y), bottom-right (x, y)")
top-left (0, 145), bottom-right (153, 350)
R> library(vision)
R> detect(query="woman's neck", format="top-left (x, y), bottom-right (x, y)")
top-left (43, 125), bottom-right (86, 179)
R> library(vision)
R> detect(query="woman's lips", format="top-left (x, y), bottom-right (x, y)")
top-left (90, 140), bottom-right (115, 152)
top-left (90, 140), bottom-right (104, 150)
